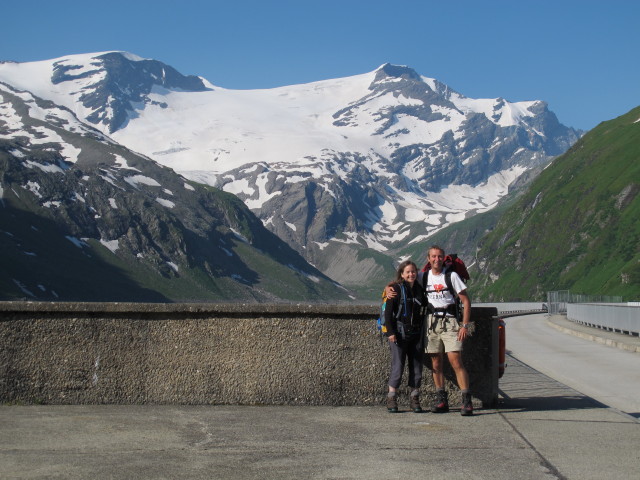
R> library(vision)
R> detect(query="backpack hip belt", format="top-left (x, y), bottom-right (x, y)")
top-left (428, 304), bottom-right (457, 318)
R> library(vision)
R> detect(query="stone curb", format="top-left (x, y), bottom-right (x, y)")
top-left (546, 315), bottom-right (640, 354)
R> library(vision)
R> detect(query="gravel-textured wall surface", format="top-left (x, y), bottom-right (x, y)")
top-left (0, 303), bottom-right (498, 407)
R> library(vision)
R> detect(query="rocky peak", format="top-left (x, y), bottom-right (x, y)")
top-left (373, 63), bottom-right (422, 83)
top-left (51, 52), bottom-right (211, 133)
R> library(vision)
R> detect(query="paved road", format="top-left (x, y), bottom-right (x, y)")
top-left (503, 314), bottom-right (640, 417)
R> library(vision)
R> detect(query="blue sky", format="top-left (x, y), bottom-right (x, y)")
top-left (2, 0), bottom-right (638, 131)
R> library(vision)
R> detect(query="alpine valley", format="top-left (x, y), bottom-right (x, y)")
top-left (0, 52), bottom-right (583, 301)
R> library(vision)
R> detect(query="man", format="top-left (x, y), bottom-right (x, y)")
top-left (423, 246), bottom-right (473, 416)
top-left (387, 245), bottom-right (474, 416)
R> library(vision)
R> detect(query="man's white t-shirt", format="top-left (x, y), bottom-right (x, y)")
top-left (419, 270), bottom-right (467, 309)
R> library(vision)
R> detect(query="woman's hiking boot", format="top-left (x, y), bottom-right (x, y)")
top-left (430, 389), bottom-right (449, 413)
top-left (410, 394), bottom-right (423, 413)
top-left (387, 393), bottom-right (398, 413)
top-left (460, 391), bottom-right (474, 416)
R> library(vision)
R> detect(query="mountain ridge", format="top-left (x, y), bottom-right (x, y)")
top-left (0, 52), bottom-right (583, 299)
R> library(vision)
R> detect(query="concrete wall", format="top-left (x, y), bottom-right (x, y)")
top-left (0, 302), bottom-right (499, 408)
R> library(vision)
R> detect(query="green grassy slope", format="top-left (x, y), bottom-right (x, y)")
top-left (473, 106), bottom-right (640, 301)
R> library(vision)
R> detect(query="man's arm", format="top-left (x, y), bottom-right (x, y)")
top-left (457, 289), bottom-right (472, 340)
top-left (385, 283), bottom-right (396, 299)
top-left (458, 290), bottom-right (470, 323)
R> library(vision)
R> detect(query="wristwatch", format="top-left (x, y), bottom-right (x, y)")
top-left (461, 323), bottom-right (470, 329)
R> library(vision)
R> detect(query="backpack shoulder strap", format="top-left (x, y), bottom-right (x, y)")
top-left (395, 283), bottom-right (407, 319)
top-left (444, 270), bottom-right (463, 321)
top-left (417, 271), bottom-right (427, 291)
top-left (421, 270), bottom-right (431, 291)
top-left (444, 270), bottom-right (455, 297)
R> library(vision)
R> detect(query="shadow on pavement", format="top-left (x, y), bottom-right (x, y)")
top-left (499, 393), bottom-right (608, 412)
top-left (498, 354), bottom-right (614, 414)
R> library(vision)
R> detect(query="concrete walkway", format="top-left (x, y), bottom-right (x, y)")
top-left (505, 314), bottom-right (640, 416)
top-left (1, 319), bottom-right (639, 480)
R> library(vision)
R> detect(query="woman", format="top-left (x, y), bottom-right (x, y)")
top-left (384, 260), bottom-right (427, 413)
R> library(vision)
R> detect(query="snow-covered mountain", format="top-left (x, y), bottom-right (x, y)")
top-left (0, 79), bottom-right (350, 302)
top-left (0, 52), bottom-right (582, 291)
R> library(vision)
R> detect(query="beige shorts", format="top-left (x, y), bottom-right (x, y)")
top-left (425, 314), bottom-right (462, 354)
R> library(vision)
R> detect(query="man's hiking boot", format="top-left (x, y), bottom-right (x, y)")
top-left (387, 394), bottom-right (398, 413)
top-left (430, 390), bottom-right (449, 413)
top-left (410, 395), bottom-right (423, 413)
top-left (460, 392), bottom-right (474, 416)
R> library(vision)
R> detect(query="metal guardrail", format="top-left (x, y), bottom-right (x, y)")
top-left (498, 310), bottom-right (547, 318)
top-left (474, 303), bottom-right (547, 316)
top-left (475, 298), bottom-right (639, 339)
top-left (547, 290), bottom-right (625, 315)
top-left (567, 303), bottom-right (640, 336)
top-left (547, 291), bottom-right (639, 336)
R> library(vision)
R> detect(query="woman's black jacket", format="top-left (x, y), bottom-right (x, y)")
top-left (384, 280), bottom-right (426, 340)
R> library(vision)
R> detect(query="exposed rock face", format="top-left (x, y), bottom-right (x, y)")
top-left (0, 82), bottom-right (349, 302)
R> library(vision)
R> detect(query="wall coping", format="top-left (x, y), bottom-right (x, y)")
top-left (0, 301), bottom-right (377, 317)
